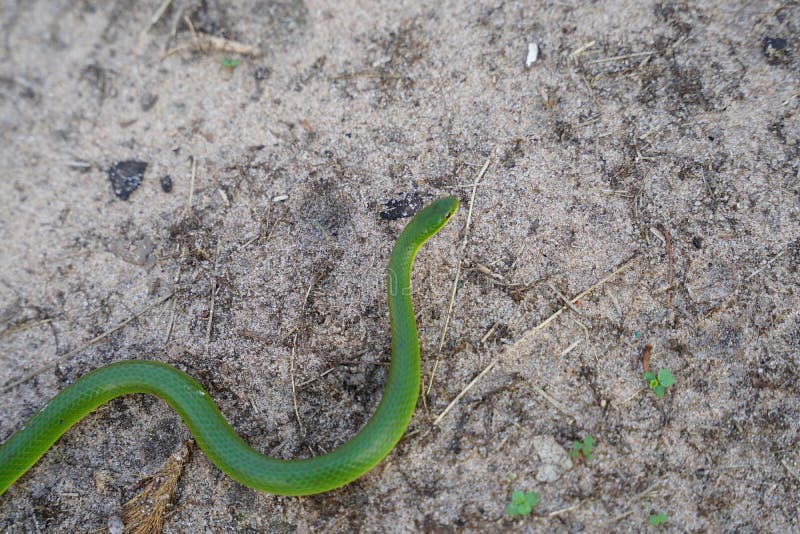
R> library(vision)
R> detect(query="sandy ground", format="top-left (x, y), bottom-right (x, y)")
top-left (1, 1), bottom-right (798, 532)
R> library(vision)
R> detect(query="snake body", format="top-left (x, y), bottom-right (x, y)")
top-left (0, 196), bottom-right (458, 496)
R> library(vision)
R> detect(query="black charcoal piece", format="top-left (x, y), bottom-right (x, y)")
top-left (380, 192), bottom-right (425, 220)
top-left (160, 175), bottom-right (173, 193)
top-left (108, 160), bottom-right (147, 200)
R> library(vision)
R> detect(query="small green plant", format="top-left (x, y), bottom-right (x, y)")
top-left (505, 490), bottom-right (540, 517)
top-left (644, 368), bottom-right (674, 397)
top-left (648, 511), bottom-right (668, 526)
top-left (569, 435), bottom-right (595, 462)
top-left (220, 57), bottom-right (239, 69)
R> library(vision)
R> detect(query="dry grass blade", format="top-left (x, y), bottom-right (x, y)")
top-left (508, 253), bottom-right (645, 353)
top-left (123, 441), bottom-right (192, 534)
top-left (1, 292), bottom-right (175, 393)
top-left (433, 360), bottom-right (496, 425)
top-left (203, 242), bottom-right (221, 356)
top-left (426, 151), bottom-right (493, 397)
top-left (0, 318), bottom-right (52, 340)
top-left (181, 156), bottom-right (197, 219)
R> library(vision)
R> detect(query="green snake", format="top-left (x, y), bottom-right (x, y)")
top-left (0, 196), bottom-right (458, 496)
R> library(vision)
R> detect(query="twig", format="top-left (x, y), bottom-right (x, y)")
top-left (433, 360), bottom-right (496, 425)
top-left (297, 367), bottom-right (336, 388)
top-left (508, 254), bottom-right (645, 353)
top-left (426, 151), bottom-right (493, 396)
top-left (547, 282), bottom-right (583, 315)
top-left (639, 123), bottom-right (667, 141)
top-left (593, 482), bottom-right (660, 527)
top-left (182, 156), bottom-right (196, 219)
top-left (290, 332), bottom-right (303, 434)
top-left (656, 224), bottom-right (673, 305)
top-left (431, 254), bottom-right (645, 425)
top-left (162, 33), bottom-right (262, 60)
top-left (548, 498), bottom-right (594, 518)
top-left (745, 248), bottom-right (787, 282)
top-left (138, 0), bottom-right (173, 46)
top-left (587, 51), bottom-right (655, 64)
top-left (0, 318), bottom-right (52, 340)
top-left (1, 292), bottom-right (174, 393)
top-left (164, 253), bottom-right (185, 344)
top-left (570, 41), bottom-right (596, 60)
top-left (559, 339), bottom-right (582, 357)
top-left (595, 510), bottom-right (633, 527)
top-left (532, 384), bottom-right (575, 423)
top-left (480, 322), bottom-right (498, 344)
top-left (289, 274), bottom-right (323, 434)
top-left (705, 244), bottom-right (789, 318)
top-left (203, 242), bottom-right (221, 356)
top-left (782, 458), bottom-right (800, 482)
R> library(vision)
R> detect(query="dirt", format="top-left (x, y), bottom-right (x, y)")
top-left (1, 1), bottom-right (798, 532)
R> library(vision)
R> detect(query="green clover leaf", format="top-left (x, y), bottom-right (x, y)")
top-left (657, 368), bottom-right (675, 387)
top-left (506, 490), bottom-right (540, 517)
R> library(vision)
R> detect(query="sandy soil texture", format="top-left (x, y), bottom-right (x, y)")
top-left (1, 1), bottom-right (798, 532)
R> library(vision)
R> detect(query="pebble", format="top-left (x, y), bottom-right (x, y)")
top-left (533, 435), bottom-right (573, 482)
top-left (108, 160), bottom-right (147, 200)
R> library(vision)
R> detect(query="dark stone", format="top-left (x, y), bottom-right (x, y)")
top-left (108, 160), bottom-right (147, 200)
top-left (762, 37), bottom-right (789, 65)
top-left (140, 92), bottom-right (158, 111)
top-left (693, 236), bottom-right (702, 249)
top-left (160, 175), bottom-right (173, 193)
top-left (379, 192), bottom-right (425, 220)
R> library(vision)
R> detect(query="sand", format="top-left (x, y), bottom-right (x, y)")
top-left (1, 1), bottom-right (798, 532)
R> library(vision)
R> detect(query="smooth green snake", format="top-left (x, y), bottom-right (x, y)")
top-left (0, 196), bottom-right (458, 496)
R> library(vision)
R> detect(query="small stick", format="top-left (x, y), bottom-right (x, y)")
top-left (587, 51), bottom-right (655, 64)
top-left (547, 282), bottom-right (583, 315)
top-left (1, 292), bottom-right (174, 393)
top-left (705, 244), bottom-right (789, 318)
top-left (297, 367), bottom-right (336, 388)
top-left (532, 384), bottom-right (575, 423)
top-left (203, 242), bottom-right (221, 356)
top-left (0, 318), bottom-right (52, 340)
top-left (182, 156), bottom-right (197, 219)
top-left (570, 41), bottom-right (596, 60)
top-left (289, 274), bottom-right (323, 433)
top-left (745, 248), bottom-right (786, 282)
top-left (138, 0), bottom-right (173, 45)
top-left (164, 256), bottom-right (184, 344)
top-left (290, 332), bottom-right (303, 434)
top-left (433, 360), bottom-right (496, 425)
top-left (595, 510), bottom-right (634, 527)
top-left (656, 224), bottom-right (673, 305)
top-left (162, 34), bottom-right (262, 60)
top-left (559, 339), bottom-right (582, 357)
top-left (426, 151), bottom-right (493, 396)
top-left (480, 322), bottom-right (498, 344)
top-left (782, 459), bottom-right (800, 482)
top-left (548, 498), bottom-right (594, 518)
top-left (509, 254), bottom-right (645, 352)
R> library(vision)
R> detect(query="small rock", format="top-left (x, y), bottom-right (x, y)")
top-left (533, 435), bottom-right (572, 482)
top-left (762, 37), bottom-right (789, 65)
top-left (525, 42), bottom-right (540, 67)
top-left (108, 514), bottom-right (124, 534)
top-left (108, 160), bottom-right (147, 200)
top-left (160, 175), bottom-right (173, 193)
top-left (140, 92), bottom-right (158, 111)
